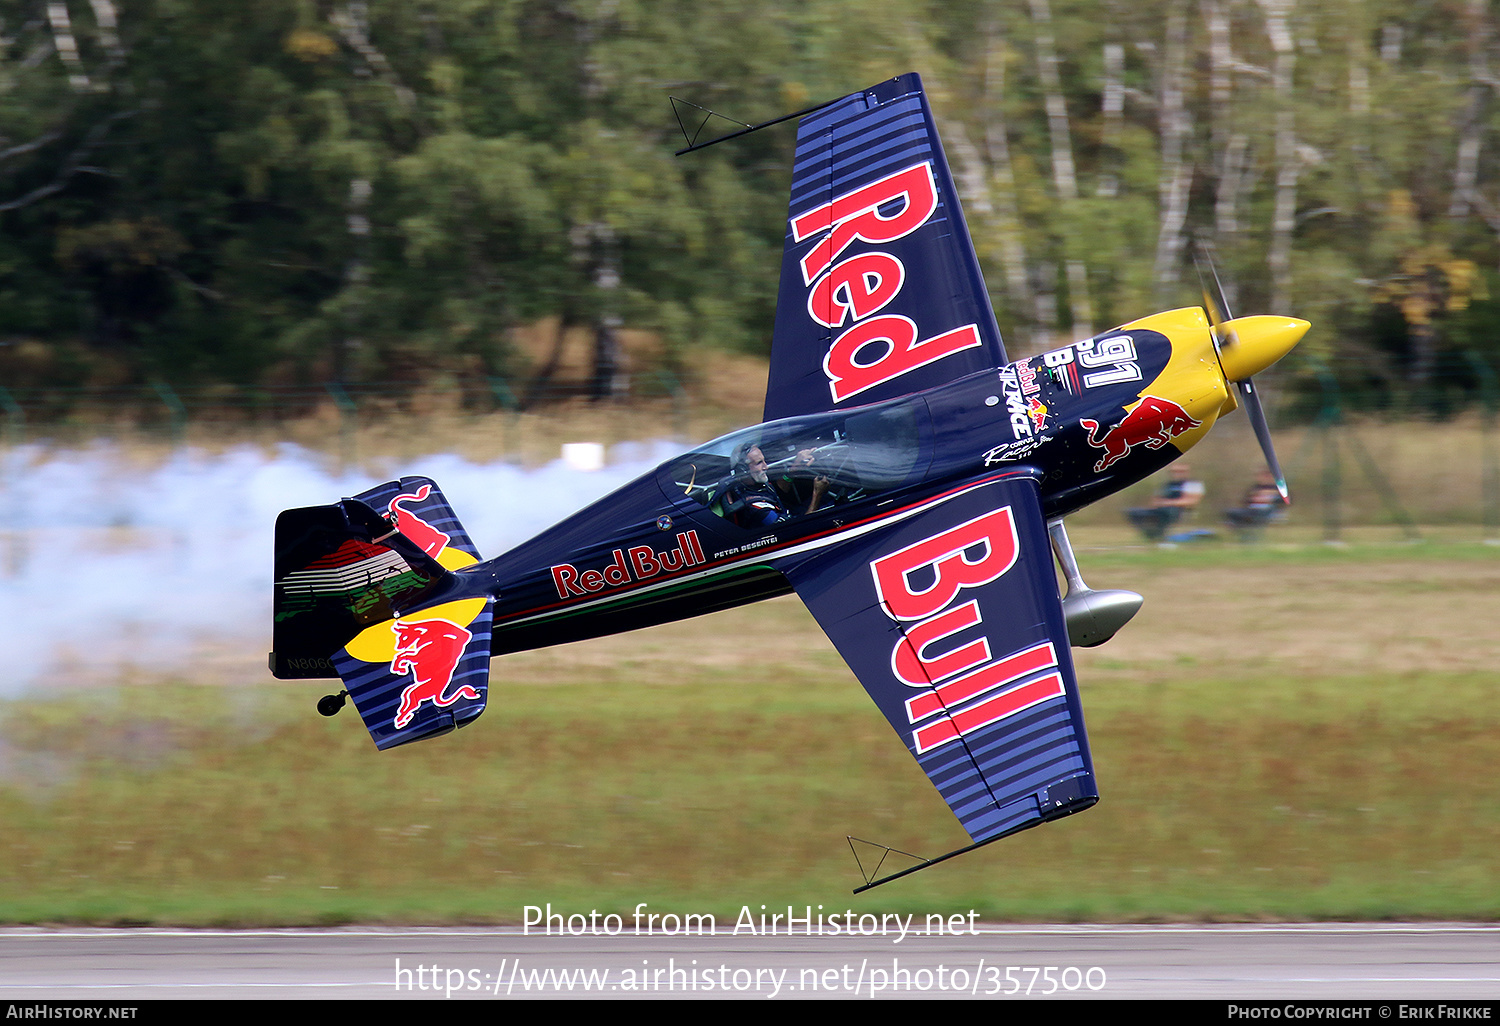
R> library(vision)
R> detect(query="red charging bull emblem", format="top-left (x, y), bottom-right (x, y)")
top-left (389, 484), bottom-right (451, 558)
top-left (390, 618), bottom-right (478, 729)
top-left (1079, 395), bottom-right (1201, 472)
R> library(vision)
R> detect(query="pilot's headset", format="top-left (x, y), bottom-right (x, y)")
top-left (730, 442), bottom-right (757, 479)
top-left (710, 442), bottom-right (757, 508)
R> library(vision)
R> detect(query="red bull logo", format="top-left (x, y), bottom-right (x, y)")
top-left (790, 162), bottom-right (983, 404)
top-left (550, 531), bottom-right (706, 599)
top-left (868, 505), bottom-right (1066, 754)
top-left (1079, 395), bottom-right (1201, 472)
top-left (390, 617), bottom-right (479, 729)
top-left (1026, 396), bottom-right (1048, 432)
top-left (389, 484), bottom-right (451, 558)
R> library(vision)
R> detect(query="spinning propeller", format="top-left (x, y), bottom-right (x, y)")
top-left (1193, 245), bottom-right (1308, 502)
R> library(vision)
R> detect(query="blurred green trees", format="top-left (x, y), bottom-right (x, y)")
top-left (4, 0), bottom-right (1500, 412)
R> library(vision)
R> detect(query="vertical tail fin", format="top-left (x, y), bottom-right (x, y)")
top-left (272, 476), bottom-right (492, 749)
top-left (764, 73), bottom-right (1008, 422)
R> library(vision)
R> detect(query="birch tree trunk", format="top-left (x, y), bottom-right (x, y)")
top-left (1028, 0), bottom-right (1092, 337)
top-left (978, 23), bottom-right (1039, 347)
top-left (1028, 0), bottom-right (1077, 202)
top-left (1449, 0), bottom-right (1492, 219)
top-left (1261, 0), bottom-right (1298, 314)
top-left (1098, 42), bottom-right (1124, 199)
top-left (1201, 0), bottom-right (1248, 245)
top-left (573, 0), bottom-right (627, 401)
top-left (46, 2), bottom-right (90, 91)
top-left (1152, 7), bottom-right (1193, 302)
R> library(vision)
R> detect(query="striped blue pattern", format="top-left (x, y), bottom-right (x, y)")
top-left (333, 600), bottom-right (493, 750)
top-left (920, 702), bottom-right (1089, 841)
top-left (779, 475), bottom-right (1096, 847)
top-left (765, 73), bottom-right (1006, 422)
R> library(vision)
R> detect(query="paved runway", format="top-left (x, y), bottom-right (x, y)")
top-left (0, 923), bottom-right (1497, 1000)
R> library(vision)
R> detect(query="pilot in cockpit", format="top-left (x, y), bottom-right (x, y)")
top-left (714, 443), bottom-right (830, 527)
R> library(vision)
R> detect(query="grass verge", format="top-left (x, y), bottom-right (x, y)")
top-left (3, 538), bottom-right (1497, 925)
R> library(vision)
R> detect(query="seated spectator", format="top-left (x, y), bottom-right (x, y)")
top-left (1126, 463), bottom-right (1204, 542)
top-left (1223, 470), bottom-right (1284, 541)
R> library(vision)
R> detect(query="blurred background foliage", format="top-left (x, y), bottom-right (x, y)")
top-left (4, 0), bottom-right (1500, 417)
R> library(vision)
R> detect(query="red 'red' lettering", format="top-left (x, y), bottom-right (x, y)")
top-left (905, 641), bottom-right (1057, 723)
top-left (808, 252), bottom-right (906, 329)
top-left (629, 546), bottom-right (660, 580)
top-left (579, 569), bottom-right (605, 591)
top-left (604, 549), bottom-right (631, 586)
top-left (891, 600), bottom-right (990, 688)
top-left (824, 318), bottom-right (983, 403)
top-left (792, 163), bottom-right (939, 284)
top-left (551, 564), bottom-right (586, 599)
top-left (871, 507), bottom-right (1019, 622)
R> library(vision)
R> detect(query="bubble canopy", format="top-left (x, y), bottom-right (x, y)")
top-left (657, 394), bottom-right (934, 524)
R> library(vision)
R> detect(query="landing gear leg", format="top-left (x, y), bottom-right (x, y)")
top-left (1047, 518), bottom-right (1143, 647)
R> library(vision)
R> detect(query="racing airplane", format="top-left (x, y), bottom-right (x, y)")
top-left (271, 73), bottom-right (1308, 890)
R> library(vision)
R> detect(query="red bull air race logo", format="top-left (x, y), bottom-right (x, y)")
top-left (790, 162), bottom-right (983, 404)
top-left (871, 507), bottom-right (1066, 754)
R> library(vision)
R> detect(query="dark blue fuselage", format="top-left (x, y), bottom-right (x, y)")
top-left (446, 324), bottom-right (1218, 656)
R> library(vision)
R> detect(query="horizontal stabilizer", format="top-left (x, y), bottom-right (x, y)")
top-left (333, 596), bottom-right (494, 749)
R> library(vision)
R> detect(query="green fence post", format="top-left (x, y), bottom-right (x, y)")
top-left (488, 376), bottom-right (520, 458)
top-left (1313, 363), bottom-right (1342, 543)
top-left (1465, 351), bottom-right (1500, 542)
top-left (150, 380), bottom-right (187, 445)
top-left (0, 387), bottom-right (23, 447)
top-left (325, 382), bottom-right (357, 469)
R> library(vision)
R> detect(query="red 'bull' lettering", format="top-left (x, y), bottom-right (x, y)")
top-left (868, 505), bottom-right (1065, 753)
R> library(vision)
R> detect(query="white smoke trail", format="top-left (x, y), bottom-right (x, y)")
top-left (0, 440), bottom-right (684, 693)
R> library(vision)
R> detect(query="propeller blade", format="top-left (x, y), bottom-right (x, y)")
top-left (1193, 241), bottom-right (1295, 504)
top-left (1194, 243), bottom-right (1233, 337)
top-left (1238, 377), bottom-right (1290, 503)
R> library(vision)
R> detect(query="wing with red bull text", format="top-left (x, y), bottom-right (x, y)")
top-left (765, 72), bottom-right (1007, 423)
top-left (774, 475), bottom-right (1097, 864)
